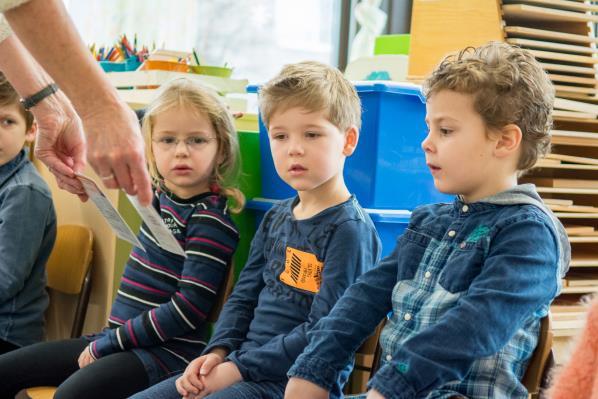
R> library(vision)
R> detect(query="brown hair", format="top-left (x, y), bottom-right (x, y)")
top-left (141, 78), bottom-right (244, 213)
top-left (259, 60), bottom-right (361, 132)
top-left (423, 41), bottom-right (554, 171)
top-left (0, 72), bottom-right (34, 130)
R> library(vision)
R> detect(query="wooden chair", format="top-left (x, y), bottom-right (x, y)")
top-left (344, 321), bottom-right (385, 395)
top-left (522, 315), bottom-right (554, 399)
top-left (25, 258), bottom-right (235, 399)
top-left (207, 262), bottom-right (236, 323)
top-left (345, 315), bottom-right (553, 398)
top-left (25, 225), bottom-right (94, 399)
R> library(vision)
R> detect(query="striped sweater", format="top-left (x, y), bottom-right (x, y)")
top-left (86, 188), bottom-right (239, 384)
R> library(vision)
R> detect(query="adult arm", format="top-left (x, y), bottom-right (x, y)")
top-left (0, 28), bottom-right (86, 198)
top-left (3, 0), bottom-right (152, 205)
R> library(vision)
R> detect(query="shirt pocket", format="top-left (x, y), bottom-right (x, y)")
top-left (395, 228), bottom-right (431, 282)
top-left (438, 241), bottom-right (484, 294)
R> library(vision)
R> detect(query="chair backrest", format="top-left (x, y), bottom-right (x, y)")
top-left (45, 225), bottom-right (94, 338)
top-left (344, 321), bottom-right (385, 395)
top-left (207, 262), bottom-right (235, 323)
top-left (522, 314), bottom-right (553, 398)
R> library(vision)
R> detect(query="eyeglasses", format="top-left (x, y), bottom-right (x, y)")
top-left (152, 136), bottom-right (217, 151)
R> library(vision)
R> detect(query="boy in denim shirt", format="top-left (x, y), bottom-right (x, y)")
top-left (130, 61), bottom-right (382, 399)
top-left (285, 42), bottom-right (570, 399)
top-left (0, 72), bottom-right (56, 354)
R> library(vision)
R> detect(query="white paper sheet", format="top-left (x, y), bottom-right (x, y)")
top-left (76, 174), bottom-right (144, 250)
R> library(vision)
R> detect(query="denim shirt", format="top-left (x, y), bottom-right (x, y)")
top-left (289, 185), bottom-right (569, 399)
top-left (0, 149), bottom-right (56, 347)
top-left (205, 195), bottom-right (381, 398)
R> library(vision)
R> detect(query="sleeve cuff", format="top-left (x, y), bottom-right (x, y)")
top-left (203, 340), bottom-right (235, 356)
top-left (287, 355), bottom-right (340, 392)
top-left (226, 350), bottom-right (250, 381)
top-left (90, 330), bottom-right (119, 359)
top-left (367, 363), bottom-right (417, 399)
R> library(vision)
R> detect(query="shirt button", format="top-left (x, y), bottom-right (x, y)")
top-left (386, 354), bottom-right (392, 361)
top-left (460, 242), bottom-right (467, 249)
top-left (448, 230), bottom-right (456, 237)
top-left (424, 271), bottom-right (432, 279)
top-left (404, 313), bottom-right (412, 321)
top-left (462, 205), bottom-right (469, 212)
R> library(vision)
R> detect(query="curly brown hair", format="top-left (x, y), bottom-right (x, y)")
top-left (423, 41), bottom-right (554, 171)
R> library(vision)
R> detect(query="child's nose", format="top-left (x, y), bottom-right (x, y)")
top-left (421, 132), bottom-right (434, 153)
top-left (175, 140), bottom-right (190, 155)
top-left (287, 138), bottom-right (304, 156)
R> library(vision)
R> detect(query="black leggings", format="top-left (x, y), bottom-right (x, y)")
top-left (0, 339), bottom-right (19, 355)
top-left (0, 338), bottom-right (149, 399)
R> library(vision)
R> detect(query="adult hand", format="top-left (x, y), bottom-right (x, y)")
top-left (32, 90), bottom-right (88, 200)
top-left (77, 345), bottom-right (95, 368)
top-left (284, 377), bottom-right (329, 399)
top-left (80, 100), bottom-right (152, 206)
top-left (176, 351), bottom-right (226, 396)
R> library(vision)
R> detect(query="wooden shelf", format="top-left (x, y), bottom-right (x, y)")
top-left (503, 0), bottom-right (598, 13)
top-left (507, 38), bottom-right (598, 54)
top-left (505, 26), bottom-right (598, 44)
top-left (561, 286), bottom-right (598, 293)
top-left (503, 4), bottom-right (598, 23)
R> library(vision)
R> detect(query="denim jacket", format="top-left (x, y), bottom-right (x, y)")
top-left (0, 149), bottom-right (56, 347)
top-left (289, 184), bottom-right (569, 399)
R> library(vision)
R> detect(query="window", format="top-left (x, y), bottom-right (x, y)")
top-left (64, 0), bottom-right (342, 84)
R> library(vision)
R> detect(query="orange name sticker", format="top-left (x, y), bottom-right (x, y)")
top-left (279, 247), bottom-right (324, 293)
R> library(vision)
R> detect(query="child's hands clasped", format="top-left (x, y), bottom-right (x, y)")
top-left (176, 352), bottom-right (224, 396)
top-left (176, 349), bottom-right (242, 398)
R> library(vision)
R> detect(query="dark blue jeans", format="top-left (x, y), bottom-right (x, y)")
top-left (129, 373), bottom-right (286, 399)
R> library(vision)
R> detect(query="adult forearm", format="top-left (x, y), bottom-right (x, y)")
top-left (4, 0), bottom-right (120, 116)
top-left (0, 33), bottom-right (53, 98)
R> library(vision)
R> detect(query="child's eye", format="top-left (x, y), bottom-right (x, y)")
top-left (305, 131), bottom-right (320, 139)
top-left (0, 118), bottom-right (15, 127)
top-left (271, 133), bottom-right (287, 141)
top-left (440, 128), bottom-right (453, 136)
top-left (187, 136), bottom-right (209, 145)
top-left (158, 137), bottom-right (176, 144)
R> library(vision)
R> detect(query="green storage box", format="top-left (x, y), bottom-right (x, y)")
top-left (374, 34), bottom-right (410, 55)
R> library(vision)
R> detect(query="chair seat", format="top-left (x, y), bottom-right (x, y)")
top-left (25, 387), bottom-right (57, 399)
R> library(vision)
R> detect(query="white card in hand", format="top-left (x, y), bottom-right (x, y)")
top-left (76, 174), bottom-right (144, 250)
top-left (127, 194), bottom-right (187, 258)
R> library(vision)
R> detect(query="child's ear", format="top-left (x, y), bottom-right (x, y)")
top-left (25, 121), bottom-right (37, 143)
top-left (494, 123), bottom-right (522, 158)
top-left (342, 126), bottom-right (359, 156)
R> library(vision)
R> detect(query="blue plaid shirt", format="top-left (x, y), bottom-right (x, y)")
top-left (289, 185), bottom-right (569, 399)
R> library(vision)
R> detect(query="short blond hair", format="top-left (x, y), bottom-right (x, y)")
top-left (259, 61), bottom-right (361, 132)
top-left (141, 78), bottom-right (244, 213)
top-left (423, 41), bottom-right (554, 171)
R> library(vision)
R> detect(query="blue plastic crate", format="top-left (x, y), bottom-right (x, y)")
top-left (245, 198), bottom-right (410, 258)
top-left (253, 81), bottom-right (452, 210)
